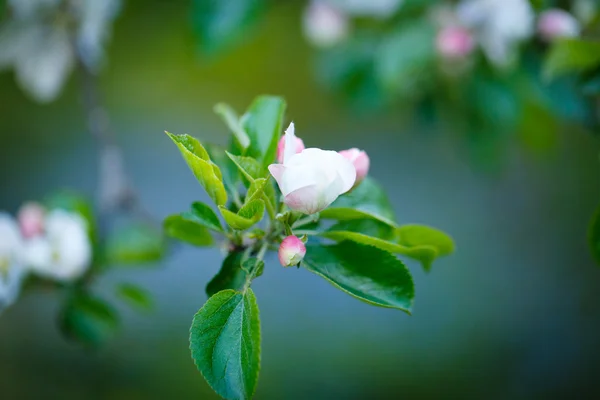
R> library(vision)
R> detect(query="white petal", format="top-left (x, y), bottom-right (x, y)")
top-left (283, 122), bottom-right (297, 165)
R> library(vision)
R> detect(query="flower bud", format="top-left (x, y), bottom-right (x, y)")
top-left (276, 124), bottom-right (305, 164)
top-left (436, 26), bottom-right (475, 59)
top-left (17, 202), bottom-right (45, 238)
top-left (278, 235), bottom-right (307, 267)
top-left (303, 0), bottom-right (350, 48)
top-left (339, 148), bottom-right (370, 187)
top-left (538, 9), bottom-right (580, 42)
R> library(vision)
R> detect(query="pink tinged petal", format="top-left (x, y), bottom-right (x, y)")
top-left (268, 164), bottom-right (286, 191)
top-left (283, 122), bottom-right (299, 164)
top-left (340, 148), bottom-right (369, 186)
top-left (277, 132), bottom-right (305, 164)
top-left (278, 235), bottom-right (307, 267)
top-left (17, 202), bottom-right (45, 238)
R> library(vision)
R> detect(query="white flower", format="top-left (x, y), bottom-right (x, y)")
top-left (0, 213), bottom-right (26, 312)
top-left (268, 123), bottom-right (356, 215)
top-left (332, 0), bottom-right (403, 18)
top-left (538, 9), bottom-right (581, 42)
top-left (303, 0), bottom-right (350, 48)
top-left (24, 210), bottom-right (92, 282)
top-left (457, 0), bottom-right (534, 67)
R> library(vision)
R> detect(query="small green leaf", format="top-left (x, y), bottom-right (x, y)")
top-left (241, 95), bottom-right (286, 169)
top-left (320, 177), bottom-right (397, 227)
top-left (543, 39), bottom-right (600, 80)
top-left (206, 251), bottom-right (248, 297)
top-left (588, 204), bottom-right (600, 266)
top-left (181, 201), bottom-right (224, 233)
top-left (105, 222), bottom-right (165, 265)
top-left (116, 283), bottom-right (153, 311)
top-left (164, 215), bottom-right (213, 246)
top-left (246, 178), bottom-right (268, 202)
top-left (302, 242), bottom-right (414, 313)
top-left (214, 103), bottom-right (251, 149)
top-left (205, 143), bottom-right (240, 197)
top-left (190, 289), bottom-right (261, 400)
top-left (226, 151), bottom-right (263, 183)
top-left (60, 294), bottom-right (119, 347)
top-left (166, 132), bottom-right (228, 206)
top-left (219, 199), bottom-right (265, 230)
top-left (396, 224), bottom-right (455, 257)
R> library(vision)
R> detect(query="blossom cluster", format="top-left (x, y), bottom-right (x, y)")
top-left (270, 122), bottom-right (369, 266)
top-left (303, 0), bottom-right (592, 67)
top-left (0, 203), bottom-right (92, 312)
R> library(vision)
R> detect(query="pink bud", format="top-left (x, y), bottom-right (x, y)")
top-left (17, 202), bottom-right (45, 238)
top-left (538, 9), bottom-right (580, 42)
top-left (278, 236), bottom-right (306, 267)
top-left (436, 26), bottom-right (475, 59)
top-left (339, 148), bottom-right (370, 186)
top-left (277, 131), bottom-right (305, 164)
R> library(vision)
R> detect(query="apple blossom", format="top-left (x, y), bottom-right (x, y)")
top-left (457, 0), bottom-right (534, 67)
top-left (17, 202), bottom-right (45, 238)
top-left (269, 124), bottom-right (356, 215)
top-left (24, 209), bottom-right (92, 281)
top-left (278, 236), bottom-right (307, 267)
top-left (436, 26), bottom-right (475, 59)
top-left (538, 9), bottom-right (580, 42)
top-left (276, 123), bottom-right (305, 163)
top-left (339, 148), bottom-right (370, 187)
top-left (303, 0), bottom-right (350, 48)
top-left (0, 213), bottom-right (26, 311)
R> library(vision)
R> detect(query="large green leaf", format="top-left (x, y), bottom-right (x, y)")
top-left (588, 204), bottom-right (600, 266)
top-left (166, 132), bottom-right (228, 206)
top-left (302, 242), bottom-right (414, 313)
top-left (214, 103), bottom-right (251, 149)
top-left (241, 96), bottom-right (286, 169)
top-left (191, 0), bottom-right (265, 54)
top-left (219, 199), bottom-right (265, 230)
top-left (320, 177), bottom-right (397, 226)
top-left (164, 215), bottom-right (213, 246)
top-left (182, 201), bottom-right (224, 233)
top-left (190, 289), bottom-right (261, 400)
top-left (543, 39), bottom-right (600, 80)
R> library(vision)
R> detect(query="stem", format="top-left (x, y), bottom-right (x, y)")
top-left (256, 241), bottom-right (268, 261)
top-left (263, 194), bottom-right (276, 221)
top-left (292, 229), bottom-right (320, 236)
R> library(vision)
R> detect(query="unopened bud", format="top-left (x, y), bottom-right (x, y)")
top-left (436, 26), bottom-right (475, 59)
top-left (17, 202), bottom-right (45, 238)
top-left (339, 148), bottom-right (370, 187)
top-left (278, 235), bottom-right (306, 267)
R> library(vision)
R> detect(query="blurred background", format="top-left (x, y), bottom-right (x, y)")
top-left (1, 0), bottom-right (600, 398)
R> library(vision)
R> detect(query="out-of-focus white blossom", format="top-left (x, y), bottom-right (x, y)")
top-left (436, 26), bottom-right (475, 59)
top-left (457, 0), bottom-right (534, 67)
top-left (0, 213), bottom-right (26, 312)
top-left (538, 9), bottom-right (581, 42)
top-left (303, 0), bottom-right (350, 48)
top-left (24, 209), bottom-right (92, 282)
top-left (18, 202), bottom-right (45, 238)
top-left (332, 0), bottom-right (403, 19)
top-left (0, 0), bottom-right (121, 102)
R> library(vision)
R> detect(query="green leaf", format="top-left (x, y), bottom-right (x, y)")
top-left (191, 0), bottom-right (265, 54)
top-left (105, 222), bottom-right (165, 265)
top-left (164, 215), bottom-right (213, 246)
top-left (320, 177), bottom-right (397, 226)
top-left (206, 251), bottom-right (248, 297)
top-left (190, 289), bottom-right (261, 400)
top-left (166, 132), bottom-right (228, 206)
top-left (116, 283), bottom-right (153, 311)
top-left (226, 151), bottom-right (263, 183)
top-left (205, 143), bottom-right (240, 197)
top-left (588, 204), bottom-right (600, 266)
top-left (241, 96), bottom-right (286, 169)
top-left (543, 39), bottom-right (600, 80)
top-left (302, 242), bottom-right (414, 313)
top-left (214, 103), bottom-right (251, 149)
top-left (181, 201), bottom-right (224, 233)
top-left (219, 199), bottom-right (265, 230)
top-left (320, 229), bottom-right (438, 272)
top-left (246, 178), bottom-right (268, 202)
top-left (396, 224), bottom-right (455, 257)
top-left (60, 294), bottom-right (119, 347)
